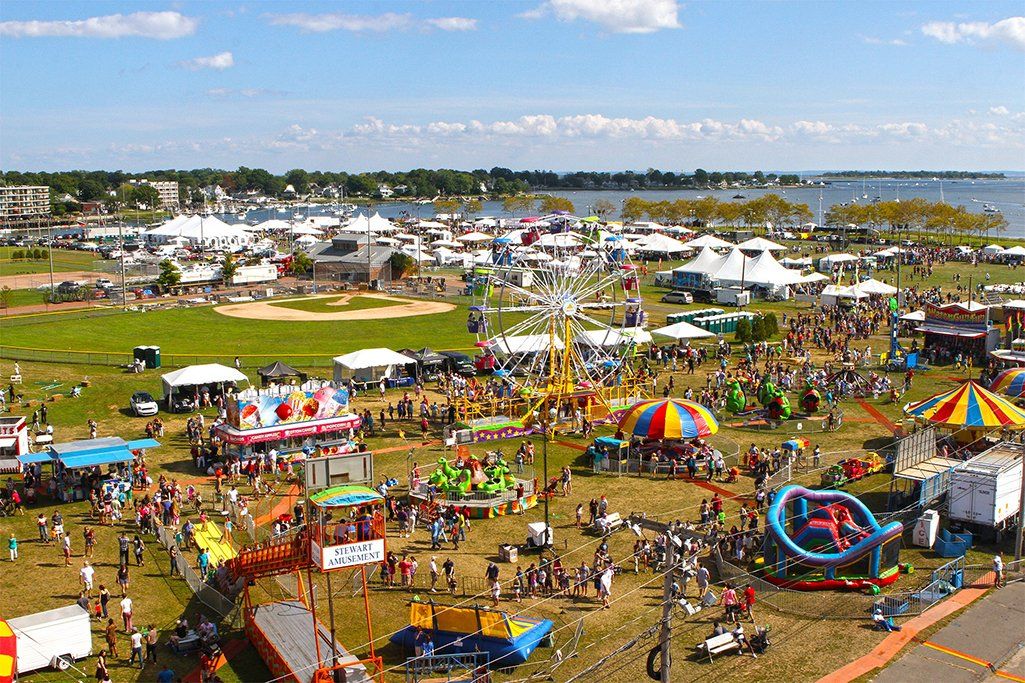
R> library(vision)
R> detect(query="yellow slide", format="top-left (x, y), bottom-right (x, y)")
top-left (193, 521), bottom-right (238, 567)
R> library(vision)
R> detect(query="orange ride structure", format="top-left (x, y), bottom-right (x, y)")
top-left (225, 483), bottom-right (386, 683)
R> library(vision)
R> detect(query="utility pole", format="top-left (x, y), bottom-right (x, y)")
top-left (658, 538), bottom-right (676, 681)
top-left (1016, 447), bottom-right (1024, 561)
top-left (46, 218), bottom-right (55, 297)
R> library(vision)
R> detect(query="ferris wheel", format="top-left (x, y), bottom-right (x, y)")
top-left (466, 233), bottom-right (646, 413)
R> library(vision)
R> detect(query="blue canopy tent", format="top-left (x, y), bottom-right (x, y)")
top-left (18, 437), bottom-right (160, 501)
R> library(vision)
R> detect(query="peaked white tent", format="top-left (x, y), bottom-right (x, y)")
top-left (684, 234), bottom-right (734, 250)
top-left (633, 233), bottom-right (693, 255)
top-left (737, 236), bottom-right (786, 252)
top-left (144, 215), bottom-right (251, 249)
top-left (983, 244), bottom-right (1005, 255)
top-left (161, 364), bottom-right (248, 401)
top-left (575, 327), bottom-right (653, 348)
top-left (456, 231), bottom-right (495, 243)
top-left (744, 250), bottom-right (807, 286)
top-left (675, 246), bottom-right (727, 275)
top-left (710, 248), bottom-right (752, 285)
top-left (491, 334), bottom-right (564, 355)
top-left (819, 284), bottom-right (867, 307)
top-left (651, 321), bottom-right (716, 340)
top-left (333, 348), bottom-right (414, 383)
top-left (342, 212), bottom-right (400, 234)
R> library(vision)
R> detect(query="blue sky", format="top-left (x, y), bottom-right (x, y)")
top-left (1, 0), bottom-right (1023, 172)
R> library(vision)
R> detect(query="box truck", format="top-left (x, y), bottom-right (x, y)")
top-left (947, 442), bottom-right (1022, 528)
top-left (6, 604), bottom-right (92, 674)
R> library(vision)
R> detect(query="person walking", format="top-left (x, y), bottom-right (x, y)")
top-left (104, 619), bottom-right (119, 657)
top-left (117, 532), bottom-right (130, 567)
top-left (993, 553), bottom-right (1004, 588)
top-left (145, 624), bottom-right (159, 664)
top-left (128, 627), bottom-right (144, 668)
top-left (98, 584), bottom-right (111, 618)
top-left (120, 594), bottom-right (133, 632)
top-left (36, 513), bottom-right (48, 543)
top-left (7, 534), bottom-right (17, 562)
top-left (117, 564), bottom-right (130, 596)
top-left (80, 561), bottom-right (95, 595)
top-left (132, 535), bottom-right (145, 566)
top-left (61, 531), bottom-right (72, 566)
top-left (169, 546), bottom-right (180, 576)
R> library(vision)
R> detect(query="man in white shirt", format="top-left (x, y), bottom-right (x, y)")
top-left (80, 562), bottom-right (95, 594)
top-left (994, 554), bottom-right (1004, 588)
top-left (129, 627), bottom-right (144, 668)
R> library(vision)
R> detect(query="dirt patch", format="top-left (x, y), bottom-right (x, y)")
top-left (214, 293), bottom-right (456, 322)
top-left (0, 270), bottom-right (110, 290)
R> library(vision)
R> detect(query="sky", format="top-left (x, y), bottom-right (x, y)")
top-left (1, 0), bottom-right (1024, 173)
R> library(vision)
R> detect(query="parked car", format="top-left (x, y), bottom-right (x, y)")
top-left (130, 391), bottom-right (159, 417)
top-left (660, 291), bottom-right (694, 304)
top-left (438, 351), bottom-right (476, 376)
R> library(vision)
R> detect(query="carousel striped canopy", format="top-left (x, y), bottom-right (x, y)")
top-left (990, 368), bottom-right (1025, 399)
top-left (904, 380), bottom-right (1025, 430)
top-left (618, 398), bottom-right (719, 440)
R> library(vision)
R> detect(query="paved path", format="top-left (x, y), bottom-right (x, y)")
top-left (873, 581), bottom-right (1025, 683)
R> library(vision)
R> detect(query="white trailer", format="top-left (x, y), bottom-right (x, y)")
top-left (7, 604), bottom-right (92, 674)
top-left (947, 442), bottom-right (1023, 527)
top-left (231, 263), bottom-right (278, 285)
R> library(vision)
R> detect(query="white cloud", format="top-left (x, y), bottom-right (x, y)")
top-left (921, 16), bottom-right (1025, 50)
top-left (180, 52), bottom-right (235, 71)
top-left (524, 0), bottom-right (681, 34)
top-left (425, 17), bottom-right (478, 31)
top-left (861, 35), bottom-right (908, 46)
top-left (266, 12), bottom-right (477, 33)
top-left (267, 12), bottom-right (413, 33)
top-left (206, 87), bottom-right (288, 98)
top-left (0, 11), bottom-right (197, 39)
top-left (990, 105), bottom-right (1010, 116)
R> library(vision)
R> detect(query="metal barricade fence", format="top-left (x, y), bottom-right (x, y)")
top-left (155, 523), bottom-right (237, 620)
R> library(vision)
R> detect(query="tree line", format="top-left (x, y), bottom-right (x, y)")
top-left (620, 194), bottom-right (814, 228)
top-left (825, 199), bottom-right (1008, 242)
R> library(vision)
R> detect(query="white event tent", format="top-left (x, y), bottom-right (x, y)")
top-left (333, 348), bottom-right (414, 383)
top-left (144, 215), bottom-right (252, 249)
top-left (342, 212), bottom-right (400, 234)
top-left (161, 363), bottom-right (248, 402)
top-left (651, 321), bottom-right (716, 341)
top-left (684, 234), bottom-right (734, 250)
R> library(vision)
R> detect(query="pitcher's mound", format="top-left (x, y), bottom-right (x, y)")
top-left (215, 293), bottom-right (455, 322)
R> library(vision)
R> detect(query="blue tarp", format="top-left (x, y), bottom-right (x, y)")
top-left (17, 452), bottom-right (52, 464)
top-left (18, 436), bottom-right (160, 470)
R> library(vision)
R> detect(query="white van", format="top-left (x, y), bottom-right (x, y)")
top-left (7, 605), bottom-right (92, 674)
top-left (661, 291), bottom-right (694, 304)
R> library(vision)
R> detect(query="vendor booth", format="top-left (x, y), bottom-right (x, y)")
top-left (0, 417), bottom-right (29, 471)
top-left (916, 302), bottom-right (998, 366)
top-left (18, 436), bottom-right (160, 502)
top-left (161, 363), bottom-right (249, 412)
top-left (257, 361), bottom-right (307, 387)
top-left (216, 381), bottom-right (362, 461)
top-left (399, 347), bottom-right (447, 381)
top-left (332, 348), bottom-right (415, 387)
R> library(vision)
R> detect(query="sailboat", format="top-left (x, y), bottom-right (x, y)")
top-left (861, 178), bottom-right (868, 199)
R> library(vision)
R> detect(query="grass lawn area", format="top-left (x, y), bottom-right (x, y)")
top-left (0, 287), bottom-right (49, 310)
top-left (269, 294), bottom-right (405, 314)
top-left (0, 335), bottom-right (1013, 683)
top-left (0, 253), bottom-right (1018, 682)
top-left (0, 248), bottom-right (103, 275)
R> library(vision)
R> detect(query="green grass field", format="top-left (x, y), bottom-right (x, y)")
top-left (269, 294), bottom-right (405, 314)
top-left (0, 253), bottom-right (1019, 682)
top-left (0, 247), bottom-right (103, 275)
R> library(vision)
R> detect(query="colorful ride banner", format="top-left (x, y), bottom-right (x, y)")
top-left (923, 303), bottom-right (988, 333)
top-left (226, 387), bottom-right (350, 430)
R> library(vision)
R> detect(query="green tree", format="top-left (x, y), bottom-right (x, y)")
top-left (750, 316), bottom-right (767, 342)
top-left (621, 197), bottom-right (648, 223)
top-left (0, 286), bottom-right (11, 310)
top-left (502, 195), bottom-right (533, 214)
top-left (593, 199), bottom-right (616, 220)
top-left (132, 185), bottom-right (161, 210)
top-left (389, 251), bottom-right (415, 279)
top-left (735, 318), bottom-right (752, 343)
top-left (433, 199), bottom-right (461, 216)
top-left (289, 251), bottom-right (313, 276)
top-left (156, 259), bottom-right (182, 292)
top-left (538, 195), bottom-right (575, 214)
top-left (221, 253), bottom-right (239, 285)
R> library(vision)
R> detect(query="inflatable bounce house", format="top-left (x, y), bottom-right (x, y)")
top-left (391, 602), bottom-right (553, 666)
top-left (725, 378), bottom-right (747, 414)
top-left (758, 380), bottom-right (792, 420)
top-left (762, 485), bottom-right (903, 590)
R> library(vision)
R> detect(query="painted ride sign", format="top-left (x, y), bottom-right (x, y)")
top-left (312, 539), bottom-right (385, 570)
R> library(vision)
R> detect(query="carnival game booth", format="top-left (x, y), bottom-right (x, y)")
top-left (161, 364), bottom-right (248, 413)
top-left (333, 348), bottom-right (416, 389)
top-left (0, 416), bottom-right (29, 475)
top-left (916, 302), bottom-right (999, 366)
top-left (216, 381), bottom-right (362, 463)
top-left (18, 436), bottom-right (160, 502)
